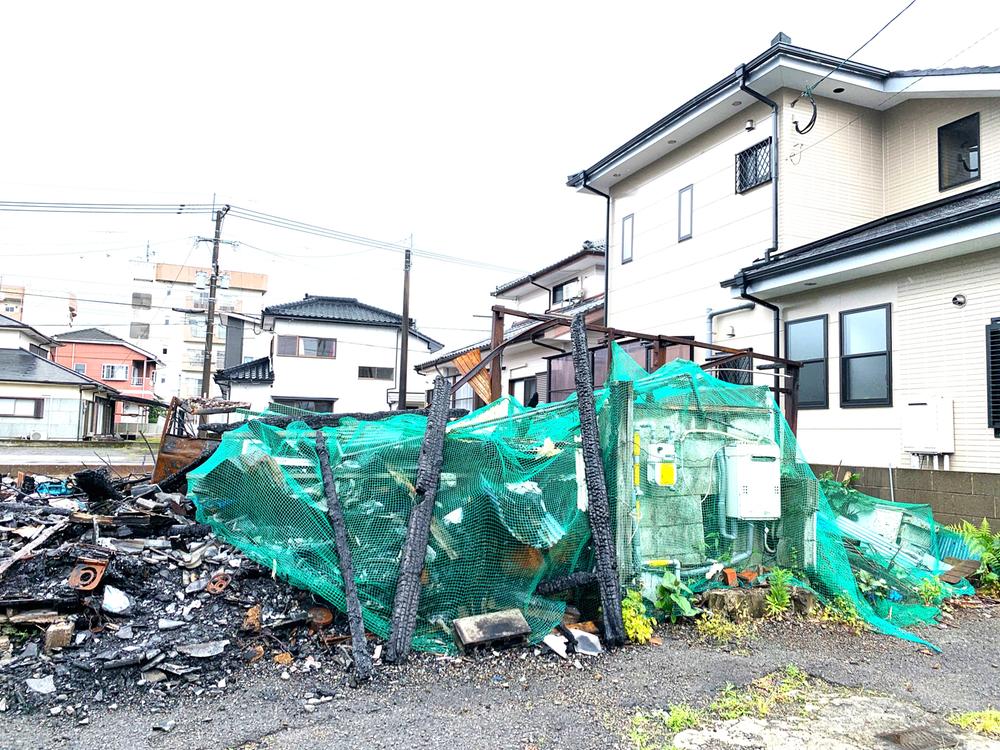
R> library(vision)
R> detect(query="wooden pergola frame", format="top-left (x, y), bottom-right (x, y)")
top-left (450, 305), bottom-right (804, 433)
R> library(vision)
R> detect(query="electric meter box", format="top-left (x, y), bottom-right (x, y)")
top-left (724, 442), bottom-right (781, 520)
top-left (645, 443), bottom-right (677, 487)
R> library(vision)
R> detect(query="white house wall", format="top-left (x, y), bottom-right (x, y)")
top-left (0, 382), bottom-right (83, 440)
top-left (270, 319), bottom-right (433, 412)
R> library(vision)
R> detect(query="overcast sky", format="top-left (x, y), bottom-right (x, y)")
top-left (2, 1), bottom-right (998, 350)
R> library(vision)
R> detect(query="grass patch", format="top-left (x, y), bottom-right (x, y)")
top-left (948, 709), bottom-right (1000, 737)
top-left (694, 612), bottom-right (753, 644)
top-left (628, 705), bottom-right (700, 750)
top-left (818, 595), bottom-right (869, 635)
top-left (709, 665), bottom-right (811, 720)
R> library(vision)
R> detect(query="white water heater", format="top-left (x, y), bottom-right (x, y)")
top-left (724, 442), bottom-right (781, 520)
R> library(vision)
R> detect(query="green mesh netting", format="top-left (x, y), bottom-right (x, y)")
top-left (189, 343), bottom-right (973, 653)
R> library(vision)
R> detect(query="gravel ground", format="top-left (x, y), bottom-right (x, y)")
top-left (2, 601), bottom-right (997, 750)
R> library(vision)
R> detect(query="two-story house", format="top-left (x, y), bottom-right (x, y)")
top-left (0, 314), bottom-right (118, 439)
top-left (214, 295), bottom-right (443, 413)
top-left (567, 33), bottom-right (1000, 525)
top-left (416, 243), bottom-right (644, 409)
top-left (51, 328), bottom-right (162, 436)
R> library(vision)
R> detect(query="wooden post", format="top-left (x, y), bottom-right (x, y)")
top-left (489, 307), bottom-right (505, 402)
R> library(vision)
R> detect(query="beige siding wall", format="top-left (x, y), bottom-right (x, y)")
top-left (778, 89), bottom-right (884, 250)
top-left (883, 97), bottom-right (1000, 214)
top-left (607, 102), bottom-right (775, 347)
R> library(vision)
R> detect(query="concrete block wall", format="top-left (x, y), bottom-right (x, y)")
top-left (811, 463), bottom-right (1000, 529)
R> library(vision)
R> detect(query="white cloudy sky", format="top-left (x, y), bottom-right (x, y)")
top-left (1, 1), bottom-right (998, 349)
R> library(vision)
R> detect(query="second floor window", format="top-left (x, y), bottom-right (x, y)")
top-left (840, 304), bottom-right (892, 407)
top-left (130, 322), bottom-right (150, 339)
top-left (131, 292), bottom-right (152, 309)
top-left (786, 315), bottom-right (828, 409)
top-left (736, 137), bottom-right (772, 193)
top-left (551, 279), bottom-right (580, 307)
top-left (102, 364), bottom-right (129, 381)
top-left (358, 366), bottom-right (394, 380)
top-left (621, 214), bottom-right (634, 264)
top-left (938, 113), bottom-right (980, 191)
top-left (277, 335), bottom-right (337, 358)
top-left (678, 185), bottom-right (693, 242)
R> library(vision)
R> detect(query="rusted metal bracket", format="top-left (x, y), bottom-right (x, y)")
top-left (315, 429), bottom-right (373, 681)
top-left (570, 313), bottom-right (626, 648)
top-left (385, 375), bottom-right (450, 664)
top-left (68, 558), bottom-right (109, 591)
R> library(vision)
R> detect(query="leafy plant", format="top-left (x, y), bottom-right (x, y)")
top-left (764, 568), bottom-right (793, 617)
top-left (695, 612), bottom-right (752, 644)
top-left (819, 595), bottom-right (868, 634)
top-left (949, 519), bottom-right (1000, 592)
top-left (855, 570), bottom-right (890, 602)
top-left (916, 576), bottom-right (945, 606)
top-left (622, 589), bottom-right (655, 644)
top-left (654, 572), bottom-right (700, 623)
top-left (947, 709), bottom-right (1000, 737)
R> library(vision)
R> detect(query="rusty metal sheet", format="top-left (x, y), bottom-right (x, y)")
top-left (68, 559), bottom-right (108, 591)
top-left (152, 434), bottom-right (219, 483)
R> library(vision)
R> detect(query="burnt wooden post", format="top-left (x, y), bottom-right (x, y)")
top-left (315, 430), bottom-right (373, 681)
top-left (385, 375), bottom-right (451, 663)
top-left (570, 313), bottom-right (626, 648)
top-left (785, 362), bottom-right (800, 436)
top-left (489, 306), bottom-right (505, 402)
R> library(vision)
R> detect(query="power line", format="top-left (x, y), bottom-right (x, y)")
top-left (0, 201), bottom-right (213, 214)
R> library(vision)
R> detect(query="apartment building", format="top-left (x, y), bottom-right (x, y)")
top-left (128, 261), bottom-right (270, 398)
top-left (567, 34), bottom-right (1000, 517)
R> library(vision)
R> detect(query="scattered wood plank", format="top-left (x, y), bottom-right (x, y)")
top-left (0, 519), bottom-right (69, 579)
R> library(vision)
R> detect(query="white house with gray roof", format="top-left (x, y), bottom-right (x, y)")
top-left (214, 295), bottom-right (442, 413)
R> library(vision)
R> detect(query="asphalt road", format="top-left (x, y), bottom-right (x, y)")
top-left (2, 603), bottom-right (997, 750)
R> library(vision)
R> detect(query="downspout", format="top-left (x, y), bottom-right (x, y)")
top-left (581, 179), bottom-right (611, 326)
top-left (739, 276), bottom-right (781, 395)
top-left (738, 64), bottom-right (779, 262)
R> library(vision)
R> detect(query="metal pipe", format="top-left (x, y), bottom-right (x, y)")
top-left (739, 65), bottom-right (779, 261)
top-left (739, 281), bottom-right (781, 397)
top-left (706, 302), bottom-right (756, 350)
top-left (581, 180), bottom-right (611, 326)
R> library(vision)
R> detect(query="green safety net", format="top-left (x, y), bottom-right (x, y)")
top-left (189, 343), bottom-right (973, 653)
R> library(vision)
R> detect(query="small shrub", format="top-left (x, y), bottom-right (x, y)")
top-left (695, 612), bottom-right (752, 643)
top-left (765, 568), bottom-right (793, 617)
top-left (948, 709), bottom-right (1000, 737)
top-left (622, 589), bottom-right (655, 645)
top-left (654, 572), bottom-right (700, 623)
top-left (855, 570), bottom-right (890, 602)
top-left (819, 595), bottom-right (868, 634)
top-left (916, 576), bottom-right (945, 606)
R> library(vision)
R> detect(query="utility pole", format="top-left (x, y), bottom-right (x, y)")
top-left (201, 205), bottom-right (230, 400)
top-left (397, 235), bottom-right (412, 410)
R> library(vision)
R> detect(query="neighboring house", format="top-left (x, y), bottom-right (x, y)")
top-left (417, 243), bottom-right (683, 410)
top-left (214, 295), bottom-right (443, 413)
top-left (51, 328), bottom-right (163, 436)
top-left (128, 261), bottom-right (270, 399)
top-left (0, 314), bottom-right (117, 440)
top-left (567, 33), bottom-right (1000, 522)
top-left (0, 284), bottom-right (25, 321)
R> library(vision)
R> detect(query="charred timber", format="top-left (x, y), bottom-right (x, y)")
top-left (385, 375), bottom-right (451, 664)
top-left (314, 430), bottom-right (373, 681)
top-left (201, 408), bottom-right (468, 434)
top-left (535, 571), bottom-right (598, 596)
top-left (570, 313), bottom-right (626, 648)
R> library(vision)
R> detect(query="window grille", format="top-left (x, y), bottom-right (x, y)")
top-left (736, 138), bottom-right (772, 193)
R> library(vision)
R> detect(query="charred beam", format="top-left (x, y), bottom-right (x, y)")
top-left (315, 430), bottom-right (373, 681)
top-left (570, 313), bottom-right (626, 648)
top-left (385, 375), bottom-right (450, 664)
top-left (201, 407), bottom-right (468, 435)
top-left (535, 571), bottom-right (597, 596)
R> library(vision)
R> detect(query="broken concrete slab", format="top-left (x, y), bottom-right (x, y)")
top-left (101, 585), bottom-right (131, 615)
top-left (25, 676), bottom-right (55, 695)
top-left (453, 609), bottom-right (531, 652)
top-left (176, 640), bottom-right (229, 658)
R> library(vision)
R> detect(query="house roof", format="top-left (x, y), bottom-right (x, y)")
top-left (262, 295), bottom-right (443, 350)
top-left (567, 38), bottom-right (1000, 193)
top-left (52, 327), bottom-right (162, 363)
top-left (415, 297), bottom-right (605, 371)
top-left (0, 348), bottom-right (119, 390)
top-left (0, 313), bottom-right (58, 346)
top-left (214, 356), bottom-right (274, 385)
top-left (721, 180), bottom-right (1000, 290)
top-left (493, 244), bottom-right (605, 297)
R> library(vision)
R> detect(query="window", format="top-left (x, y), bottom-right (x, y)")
top-left (509, 376), bottom-right (538, 406)
top-left (131, 292), bottom-right (152, 309)
top-left (678, 185), bottom-right (693, 241)
top-left (130, 322), bottom-right (150, 339)
top-left (186, 348), bottom-right (204, 367)
top-left (786, 315), bottom-right (828, 409)
top-left (621, 213), bottom-right (634, 264)
top-left (938, 113), bottom-right (980, 191)
top-left (74, 363), bottom-right (86, 374)
top-left (987, 318), bottom-right (1000, 437)
top-left (450, 377), bottom-right (475, 413)
top-left (191, 291), bottom-right (210, 309)
top-left (736, 137), bottom-right (772, 193)
top-left (101, 364), bottom-right (129, 380)
top-left (840, 304), bottom-right (891, 407)
top-left (0, 398), bottom-right (43, 418)
top-left (551, 279), bottom-right (580, 307)
top-left (358, 366), bottom-right (394, 380)
top-left (29, 344), bottom-right (47, 358)
top-left (272, 398), bottom-right (337, 413)
top-left (276, 335), bottom-right (336, 358)
top-left (546, 346), bottom-right (630, 402)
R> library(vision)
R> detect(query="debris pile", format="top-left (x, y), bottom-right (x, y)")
top-left (0, 468), bottom-right (366, 719)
